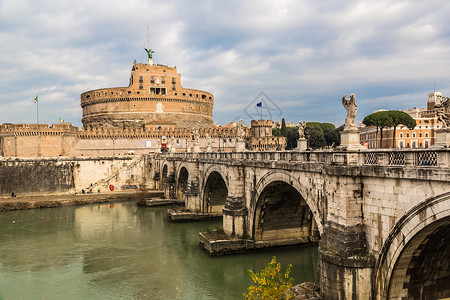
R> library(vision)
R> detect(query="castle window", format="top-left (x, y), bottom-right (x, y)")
top-left (412, 132), bottom-right (416, 138)
top-left (399, 133), bottom-right (403, 138)
top-left (150, 87), bottom-right (166, 95)
top-left (407, 133), bottom-right (409, 137)
top-left (419, 133), bottom-right (422, 137)
top-left (425, 132), bottom-right (429, 137)
top-left (162, 77), bottom-right (165, 84)
top-left (182, 93), bottom-right (186, 96)
top-left (139, 76), bottom-right (143, 83)
top-left (151, 76), bottom-right (155, 84)
top-left (172, 78), bottom-right (175, 84)
top-left (128, 91), bottom-right (131, 94)
top-left (172, 84), bottom-right (176, 91)
top-left (189, 94), bottom-right (192, 97)
top-left (196, 94), bottom-right (199, 98)
top-left (139, 83), bottom-right (143, 89)
top-left (209, 97), bottom-right (212, 100)
top-left (202, 95), bottom-right (206, 99)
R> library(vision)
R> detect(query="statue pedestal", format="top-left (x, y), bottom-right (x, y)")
top-left (193, 143), bottom-right (201, 153)
top-left (234, 139), bottom-right (246, 152)
top-left (339, 130), bottom-right (365, 151)
top-left (433, 128), bottom-right (450, 148)
top-left (296, 138), bottom-right (307, 151)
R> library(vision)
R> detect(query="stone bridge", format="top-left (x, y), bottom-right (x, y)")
top-left (150, 149), bottom-right (450, 299)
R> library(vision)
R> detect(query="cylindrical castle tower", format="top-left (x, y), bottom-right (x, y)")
top-left (81, 61), bottom-right (214, 129)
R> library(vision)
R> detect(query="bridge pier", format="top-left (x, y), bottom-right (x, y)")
top-left (223, 196), bottom-right (247, 237)
top-left (319, 221), bottom-right (375, 299)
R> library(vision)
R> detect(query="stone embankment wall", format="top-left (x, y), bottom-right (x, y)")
top-left (0, 156), bottom-right (150, 196)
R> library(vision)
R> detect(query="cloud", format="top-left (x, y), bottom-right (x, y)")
top-left (1, 0), bottom-right (450, 128)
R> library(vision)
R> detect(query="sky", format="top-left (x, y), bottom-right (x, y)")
top-left (1, 0), bottom-right (450, 128)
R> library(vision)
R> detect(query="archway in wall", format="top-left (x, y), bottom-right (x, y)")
top-left (203, 171), bottom-right (228, 213)
top-left (387, 216), bottom-right (450, 299)
top-left (177, 167), bottom-right (189, 200)
top-left (161, 164), bottom-right (168, 189)
top-left (253, 181), bottom-right (318, 242)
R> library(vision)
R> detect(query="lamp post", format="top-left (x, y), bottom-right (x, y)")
top-left (218, 133), bottom-right (221, 152)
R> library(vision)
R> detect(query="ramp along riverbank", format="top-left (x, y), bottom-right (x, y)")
top-left (0, 190), bottom-right (164, 212)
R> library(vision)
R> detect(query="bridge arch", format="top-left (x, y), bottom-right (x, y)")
top-left (249, 170), bottom-right (323, 241)
top-left (176, 166), bottom-right (189, 200)
top-left (373, 192), bottom-right (450, 299)
top-left (202, 165), bottom-right (229, 213)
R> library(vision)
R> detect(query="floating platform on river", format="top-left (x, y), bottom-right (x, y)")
top-left (138, 198), bottom-right (184, 207)
top-left (166, 209), bottom-right (222, 222)
top-left (199, 232), bottom-right (318, 256)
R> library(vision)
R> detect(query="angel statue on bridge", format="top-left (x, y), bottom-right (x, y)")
top-left (298, 121), bottom-right (306, 139)
top-left (342, 94), bottom-right (358, 131)
top-left (435, 97), bottom-right (450, 128)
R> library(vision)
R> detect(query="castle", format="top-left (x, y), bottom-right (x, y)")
top-left (0, 52), bottom-right (286, 157)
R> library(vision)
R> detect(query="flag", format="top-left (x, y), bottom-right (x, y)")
top-left (34, 95), bottom-right (38, 103)
top-left (256, 102), bottom-right (262, 107)
top-left (59, 118), bottom-right (64, 123)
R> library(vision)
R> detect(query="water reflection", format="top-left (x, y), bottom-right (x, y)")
top-left (0, 203), bottom-right (318, 299)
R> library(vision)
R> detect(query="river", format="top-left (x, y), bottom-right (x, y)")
top-left (0, 202), bottom-right (318, 299)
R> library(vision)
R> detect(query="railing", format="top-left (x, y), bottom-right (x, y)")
top-left (156, 149), bottom-right (449, 168)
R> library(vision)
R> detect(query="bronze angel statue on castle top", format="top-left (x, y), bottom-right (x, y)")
top-left (144, 48), bottom-right (155, 60)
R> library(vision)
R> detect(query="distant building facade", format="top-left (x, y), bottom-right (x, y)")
top-left (359, 92), bottom-right (444, 149)
top-left (248, 120), bottom-right (287, 151)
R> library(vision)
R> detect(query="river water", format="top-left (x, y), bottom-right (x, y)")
top-left (0, 202), bottom-right (318, 300)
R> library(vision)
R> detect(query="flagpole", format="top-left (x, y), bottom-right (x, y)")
top-left (260, 102), bottom-right (262, 120)
top-left (36, 94), bottom-right (41, 157)
top-left (37, 96), bottom-right (39, 126)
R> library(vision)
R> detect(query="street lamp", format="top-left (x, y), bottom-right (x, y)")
top-left (218, 133), bottom-right (221, 152)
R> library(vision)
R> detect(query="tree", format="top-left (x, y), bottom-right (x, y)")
top-left (305, 125), bottom-right (326, 148)
top-left (244, 256), bottom-right (294, 300)
top-left (362, 111), bottom-right (394, 148)
top-left (272, 128), bottom-right (282, 137)
top-left (387, 110), bottom-right (416, 148)
top-left (281, 118), bottom-right (287, 136)
top-left (285, 127), bottom-right (299, 149)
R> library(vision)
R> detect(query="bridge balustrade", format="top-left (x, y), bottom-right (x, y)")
top-left (157, 149), bottom-right (448, 168)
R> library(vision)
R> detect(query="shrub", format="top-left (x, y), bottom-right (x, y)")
top-left (244, 256), bottom-right (294, 300)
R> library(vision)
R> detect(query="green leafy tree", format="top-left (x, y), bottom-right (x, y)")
top-left (362, 111), bottom-right (394, 148)
top-left (305, 125), bottom-right (326, 148)
top-left (272, 128), bottom-right (282, 137)
top-left (281, 118), bottom-right (287, 136)
top-left (285, 127), bottom-right (300, 150)
top-left (387, 110), bottom-right (416, 148)
top-left (244, 257), bottom-right (294, 300)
